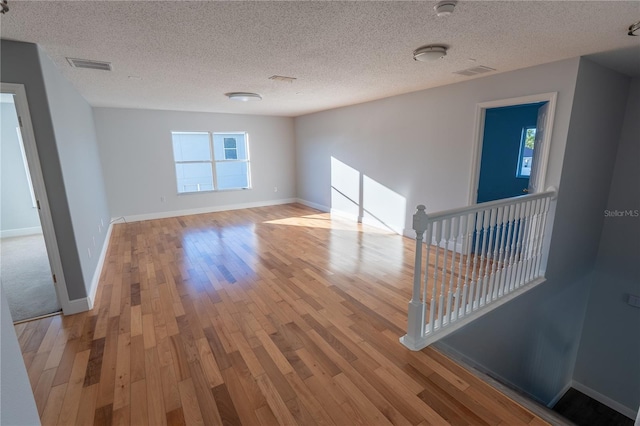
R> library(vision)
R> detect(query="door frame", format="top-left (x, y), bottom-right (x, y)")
top-left (467, 92), bottom-right (558, 205)
top-left (1, 82), bottom-right (72, 315)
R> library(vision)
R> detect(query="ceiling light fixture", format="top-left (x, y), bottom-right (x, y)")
top-left (434, 1), bottom-right (456, 17)
top-left (225, 92), bottom-right (262, 102)
top-left (629, 20), bottom-right (640, 36)
top-left (413, 45), bottom-right (447, 62)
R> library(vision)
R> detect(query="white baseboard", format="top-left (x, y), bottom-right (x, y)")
top-left (0, 226), bottom-right (42, 239)
top-left (86, 222), bottom-right (113, 310)
top-left (116, 198), bottom-right (298, 223)
top-left (296, 198), bottom-right (330, 212)
top-left (572, 380), bottom-right (637, 420)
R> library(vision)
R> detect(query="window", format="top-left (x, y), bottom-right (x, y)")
top-left (172, 131), bottom-right (251, 193)
top-left (516, 127), bottom-right (536, 178)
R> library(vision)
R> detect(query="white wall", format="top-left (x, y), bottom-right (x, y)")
top-left (573, 76), bottom-right (640, 416)
top-left (0, 286), bottom-right (41, 425)
top-left (0, 101), bottom-right (40, 234)
top-left (93, 108), bottom-right (296, 220)
top-left (295, 58), bottom-right (580, 236)
top-left (38, 48), bottom-right (112, 300)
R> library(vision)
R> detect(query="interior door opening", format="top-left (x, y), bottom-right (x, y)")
top-left (469, 93), bottom-right (557, 205)
top-left (0, 87), bottom-right (64, 322)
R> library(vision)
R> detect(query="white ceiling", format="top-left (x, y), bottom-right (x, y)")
top-left (1, 1), bottom-right (639, 117)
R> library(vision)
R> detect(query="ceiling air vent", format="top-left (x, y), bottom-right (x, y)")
top-left (66, 57), bottom-right (112, 71)
top-left (453, 65), bottom-right (496, 77)
top-left (268, 75), bottom-right (297, 83)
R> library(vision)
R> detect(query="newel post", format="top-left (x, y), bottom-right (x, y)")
top-left (403, 205), bottom-right (428, 349)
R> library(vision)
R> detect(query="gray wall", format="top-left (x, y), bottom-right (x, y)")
top-left (573, 76), bottom-right (640, 413)
top-left (0, 40), bottom-right (87, 300)
top-left (0, 101), bottom-right (40, 232)
top-left (93, 108), bottom-right (296, 219)
top-left (444, 58), bottom-right (630, 405)
top-left (1, 285), bottom-right (41, 425)
top-left (38, 47), bottom-right (111, 293)
top-left (295, 58), bottom-right (580, 235)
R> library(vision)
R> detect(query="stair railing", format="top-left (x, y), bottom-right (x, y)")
top-left (400, 188), bottom-right (557, 351)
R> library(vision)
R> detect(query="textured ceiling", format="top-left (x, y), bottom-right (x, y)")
top-left (1, 1), bottom-right (639, 117)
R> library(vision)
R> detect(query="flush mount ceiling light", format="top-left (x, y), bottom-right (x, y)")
top-left (434, 1), bottom-right (456, 17)
top-left (413, 45), bottom-right (447, 62)
top-left (225, 92), bottom-right (262, 101)
top-left (629, 20), bottom-right (640, 36)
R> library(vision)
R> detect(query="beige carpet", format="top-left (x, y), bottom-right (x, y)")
top-left (1, 234), bottom-right (61, 322)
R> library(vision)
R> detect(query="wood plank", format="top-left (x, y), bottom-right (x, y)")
top-left (18, 205), bottom-right (552, 426)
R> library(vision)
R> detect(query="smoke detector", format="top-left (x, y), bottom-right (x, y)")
top-left (413, 45), bottom-right (447, 62)
top-left (434, 1), bottom-right (456, 17)
top-left (225, 92), bottom-right (262, 102)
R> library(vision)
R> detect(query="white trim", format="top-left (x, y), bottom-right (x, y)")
top-left (0, 83), bottom-right (72, 315)
top-left (0, 226), bottom-right (42, 239)
top-left (468, 92), bottom-right (558, 205)
top-left (87, 222), bottom-right (113, 309)
top-left (296, 198), bottom-right (330, 213)
top-left (118, 198), bottom-right (298, 223)
top-left (63, 296), bottom-right (92, 315)
top-left (572, 380), bottom-right (638, 420)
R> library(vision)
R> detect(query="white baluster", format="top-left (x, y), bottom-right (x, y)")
top-left (488, 206), bottom-right (505, 302)
top-left (446, 217), bottom-right (459, 323)
top-left (471, 211), bottom-right (484, 310)
top-left (425, 223), bottom-right (435, 334)
top-left (497, 204), bottom-right (513, 297)
top-left (499, 204), bottom-right (516, 295)
top-left (433, 221), bottom-right (442, 330)
top-left (515, 200), bottom-right (531, 288)
top-left (524, 198), bottom-right (541, 283)
top-left (453, 215), bottom-right (466, 321)
top-left (481, 208), bottom-right (497, 305)
top-left (505, 202), bottom-right (521, 293)
top-left (461, 213), bottom-right (474, 317)
top-left (439, 219), bottom-right (451, 327)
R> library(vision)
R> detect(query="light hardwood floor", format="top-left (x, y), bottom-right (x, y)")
top-left (16, 204), bottom-right (550, 425)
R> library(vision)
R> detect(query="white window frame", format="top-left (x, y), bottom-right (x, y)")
top-left (171, 131), bottom-right (251, 194)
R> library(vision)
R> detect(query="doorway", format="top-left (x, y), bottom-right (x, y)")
top-left (469, 93), bottom-right (557, 204)
top-left (477, 102), bottom-right (545, 203)
top-left (0, 85), bottom-right (66, 322)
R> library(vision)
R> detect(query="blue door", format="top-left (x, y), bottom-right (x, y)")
top-left (477, 103), bottom-right (546, 203)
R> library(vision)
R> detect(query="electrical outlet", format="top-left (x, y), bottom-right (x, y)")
top-left (93, 236), bottom-right (96, 247)
top-left (87, 247), bottom-right (92, 259)
top-left (161, 196), bottom-right (166, 203)
top-left (101, 218), bottom-right (104, 227)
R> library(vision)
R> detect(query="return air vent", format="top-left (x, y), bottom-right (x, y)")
top-left (268, 75), bottom-right (297, 83)
top-left (453, 65), bottom-right (496, 77)
top-left (66, 57), bottom-right (112, 71)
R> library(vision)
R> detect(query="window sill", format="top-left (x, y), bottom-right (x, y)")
top-left (177, 187), bottom-right (252, 196)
